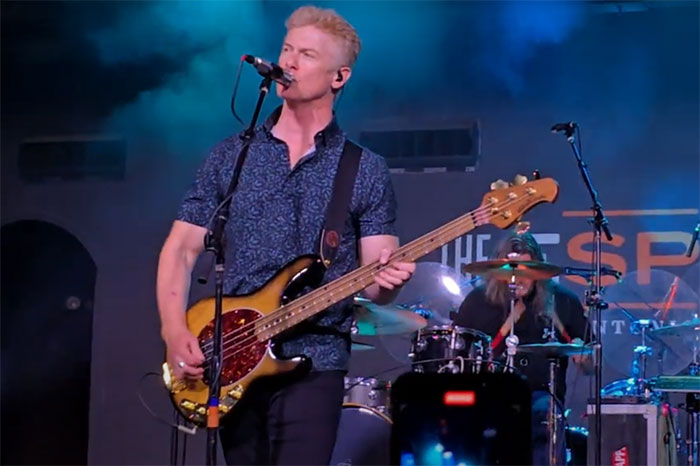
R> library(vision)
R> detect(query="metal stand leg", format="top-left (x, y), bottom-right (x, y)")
top-left (548, 358), bottom-right (560, 466)
top-left (504, 274), bottom-right (519, 373)
top-left (688, 392), bottom-right (699, 466)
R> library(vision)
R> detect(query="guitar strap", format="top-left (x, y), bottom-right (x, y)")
top-left (221, 139), bottom-right (361, 269)
top-left (319, 139), bottom-right (363, 268)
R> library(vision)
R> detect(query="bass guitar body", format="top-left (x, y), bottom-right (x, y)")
top-left (163, 255), bottom-right (324, 426)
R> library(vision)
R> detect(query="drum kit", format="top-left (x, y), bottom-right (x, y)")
top-left (332, 261), bottom-right (700, 466)
top-left (334, 259), bottom-right (592, 466)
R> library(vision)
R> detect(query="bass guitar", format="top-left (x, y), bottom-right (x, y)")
top-left (163, 176), bottom-right (559, 425)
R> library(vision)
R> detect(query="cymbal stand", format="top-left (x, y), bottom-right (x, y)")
top-left (687, 337), bottom-right (699, 466)
top-left (545, 310), bottom-right (562, 466)
top-left (547, 356), bottom-right (561, 466)
top-left (630, 318), bottom-right (654, 395)
top-left (504, 273), bottom-right (519, 373)
top-left (688, 390), bottom-right (699, 466)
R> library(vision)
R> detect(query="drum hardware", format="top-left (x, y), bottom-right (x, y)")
top-left (604, 271), bottom-right (698, 378)
top-left (462, 257), bottom-right (563, 374)
top-left (409, 325), bottom-right (492, 374)
top-left (652, 318), bottom-right (700, 338)
top-left (517, 342), bottom-right (594, 358)
top-left (651, 316), bottom-right (700, 466)
top-left (504, 271), bottom-right (519, 373)
top-left (461, 258), bottom-right (563, 281)
top-left (519, 341), bottom-right (591, 463)
top-left (547, 355), bottom-right (562, 466)
top-left (342, 376), bottom-right (391, 415)
top-left (687, 389), bottom-right (700, 466)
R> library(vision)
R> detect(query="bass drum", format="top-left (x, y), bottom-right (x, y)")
top-left (330, 404), bottom-right (392, 466)
top-left (565, 426), bottom-right (588, 465)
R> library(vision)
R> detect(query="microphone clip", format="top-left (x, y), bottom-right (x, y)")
top-left (551, 121), bottom-right (578, 137)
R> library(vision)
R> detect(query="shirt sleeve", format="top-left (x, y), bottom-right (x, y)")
top-left (357, 153), bottom-right (398, 238)
top-left (176, 142), bottom-right (232, 228)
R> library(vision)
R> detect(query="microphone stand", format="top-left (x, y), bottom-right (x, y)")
top-left (203, 75), bottom-right (272, 466)
top-left (560, 125), bottom-right (612, 466)
top-left (687, 219), bottom-right (700, 257)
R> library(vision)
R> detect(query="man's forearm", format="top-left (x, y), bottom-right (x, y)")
top-left (157, 244), bottom-right (196, 339)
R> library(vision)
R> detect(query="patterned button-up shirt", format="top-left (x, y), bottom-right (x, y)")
top-left (177, 106), bottom-right (397, 371)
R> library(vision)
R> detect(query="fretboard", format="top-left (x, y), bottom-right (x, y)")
top-left (254, 204), bottom-right (491, 340)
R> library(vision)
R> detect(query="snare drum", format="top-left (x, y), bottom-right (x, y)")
top-left (343, 377), bottom-right (391, 415)
top-left (410, 325), bottom-right (492, 373)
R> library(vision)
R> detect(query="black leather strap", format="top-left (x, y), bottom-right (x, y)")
top-left (319, 140), bottom-right (362, 267)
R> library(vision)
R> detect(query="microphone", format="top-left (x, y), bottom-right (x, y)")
top-left (242, 55), bottom-right (293, 87)
top-left (687, 219), bottom-right (700, 257)
top-left (562, 266), bottom-right (622, 281)
top-left (551, 121), bottom-right (578, 133)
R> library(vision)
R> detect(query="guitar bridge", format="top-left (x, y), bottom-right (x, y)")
top-left (178, 393), bottom-right (239, 424)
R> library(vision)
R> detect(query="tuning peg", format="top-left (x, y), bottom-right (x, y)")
top-left (514, 221), bottom-right (531, 234)
top-left (490, 179), bottom-right (509, 190)
top-left (513, 174), bottom-right (528, 186)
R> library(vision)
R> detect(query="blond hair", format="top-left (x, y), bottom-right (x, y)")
top-left (286, 6), bottom-right (361, 67)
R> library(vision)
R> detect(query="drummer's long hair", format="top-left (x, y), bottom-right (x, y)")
top-left (484, 232), bottom-right (554, 320)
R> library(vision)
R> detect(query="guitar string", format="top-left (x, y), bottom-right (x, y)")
top-left (199, 191), bottom-right (532, 365)
top-left (200, 193), bottom-right (539, 365)
top-left (197, 197), bottom-right (499, 358)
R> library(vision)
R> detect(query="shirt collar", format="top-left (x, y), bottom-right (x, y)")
top-left (262, 105), bottom-right (342, 149)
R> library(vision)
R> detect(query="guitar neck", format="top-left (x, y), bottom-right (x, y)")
top-left (255, 206), bottom-right (487, 340)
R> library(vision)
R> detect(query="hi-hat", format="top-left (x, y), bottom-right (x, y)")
top-left (352, 296), bottom-right (427, 336)
top-left (462, 259), bottom-right (562, 281)
top-left (518, 342), bottom-right (593, 358)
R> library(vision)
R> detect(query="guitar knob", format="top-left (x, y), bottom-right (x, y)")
top-left (532, 170), bottom-right (541, 180)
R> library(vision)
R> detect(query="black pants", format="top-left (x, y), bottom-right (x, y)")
top-left (219, 370), bottom-right (346, 465)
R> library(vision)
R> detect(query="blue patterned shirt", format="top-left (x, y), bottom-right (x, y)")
top-left (177, 106), bottom-right (397, 371)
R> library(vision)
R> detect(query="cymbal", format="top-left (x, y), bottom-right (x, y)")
top-left (462, 259), bottom-right (562, 281)
top-left (651, 319), bottom-right (700, 338)
top-left (601, 269), bottom-right (699, 377)
top-left (518, 342), bottom-right (593, 358)
top-left (350, 341), bottom-right (375, 351)
top-left (352, 296), bottom-right (427, 336)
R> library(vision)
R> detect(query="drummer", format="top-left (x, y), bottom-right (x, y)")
top-left (453, 231), bottom-right (592, 464)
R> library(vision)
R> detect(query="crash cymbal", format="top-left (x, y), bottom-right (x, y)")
top-left (652, 319), bottom-right (700, 338)
top-left (602, 269), bottom-right (699, 377)
top-left (518, 342), bottom-right (593, 358)
top-left (462, 259), bottom-right (562, 281)
top-left (352, 296), bottom-right (427, 336)
top-left (350, 340), bottom-right (375, 351)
